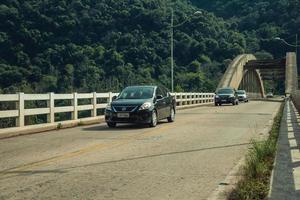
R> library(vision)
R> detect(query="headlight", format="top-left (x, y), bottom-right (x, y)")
top-left (215, 95), bottom-right (220, 98)
top-left (106, 103), bottom-right (112, 110)
top-left (229, 94), bottom-right (235, 98)
top-left (139, 102), bottom-right (152, 110)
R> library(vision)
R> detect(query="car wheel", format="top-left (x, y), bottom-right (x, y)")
top-left (232, 101), bottom-right (235, 106)
top-left (215, 102), bottom-right (218, 106)
top-left (167, 107), bottom-right (175, 122)
top-left (236, 100), bottom-right (239, 105)
top-left (107, 122), bottom-right (116, 128)
top-left (149, 110), bottom-right (158, 127)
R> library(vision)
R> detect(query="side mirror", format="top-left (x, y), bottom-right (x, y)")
top-left (112, 96), bottom-right (117, 101)
top-left (156, 95), bottom-right (163, 100)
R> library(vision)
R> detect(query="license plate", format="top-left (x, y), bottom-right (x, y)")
top-left (221, 100), bottom-right (227, 102)
top-left (117, 113), bottom-right (130, 118)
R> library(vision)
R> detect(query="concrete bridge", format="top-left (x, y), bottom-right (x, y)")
top-left (0, 52), bottom-right (299, 200)
top-left (218, 52), bottom-right (299, 99)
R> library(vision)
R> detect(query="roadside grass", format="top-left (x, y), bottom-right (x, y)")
top-left (228, 102), bottom-right (284, 200)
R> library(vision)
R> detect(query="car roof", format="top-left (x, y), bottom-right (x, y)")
top-left (125, 85), bottom-right (156, 88)
top-left (218, 87), bottom-right (234, 90)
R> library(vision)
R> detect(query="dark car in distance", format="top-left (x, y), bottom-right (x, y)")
top-left (215, 87), bottom-right (239, 106)
top-left (105, 86), bottom-right (176, 128)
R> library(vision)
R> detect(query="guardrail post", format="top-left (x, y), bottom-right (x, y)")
top-left (17, 92), bottom-right (24, 127)
top-left (47, 92), bottom-right (55, 123)
top-left (92, 92), bottom-right (97, 117)
top-left (179, 93), bottom-right (182, 106)
top-left (72, 92), bottom-right (78, 120)
top-left (108, 92), bottom-right (113, 103)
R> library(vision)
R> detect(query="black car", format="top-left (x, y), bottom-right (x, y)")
top-left (214, 87), bottom-right (239, 106)
top-left (105, 86), bottom-right (176, 127)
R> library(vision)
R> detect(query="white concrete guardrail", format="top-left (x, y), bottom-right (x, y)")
top-left (0, 92), bottom-right (214, 137)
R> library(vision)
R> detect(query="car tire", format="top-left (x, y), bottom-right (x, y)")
top-left (107, 122), bottom-right (116, 128)
top-left (215, 102), bottom-right (218, 106)
top-left (149, 110), bottom-right (158, 127)
top-left (236, 100), bottom-right (239, 105)
top-left (167, 107), bottom-right (175, 122)
top-left (232, 101), bottom-right (235, 106)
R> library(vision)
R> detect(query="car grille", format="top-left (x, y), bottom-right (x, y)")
top-left (112, 106), bottom-right (138, 112)
top-left (220, 95), bottom-right (230, 99)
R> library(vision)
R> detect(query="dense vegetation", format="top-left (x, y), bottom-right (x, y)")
top-left (193, 0), bottom-right (300, 61)
top-left (0, 0), bottom-right (299, 94)
top-left (0, 0), bottom-right (245, 93)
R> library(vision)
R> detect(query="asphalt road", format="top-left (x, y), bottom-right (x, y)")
top-left (0, 101), bottom-right (281, 200)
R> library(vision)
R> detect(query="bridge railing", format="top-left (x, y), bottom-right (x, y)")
top-left (0, 92), bottom-right (214, 129)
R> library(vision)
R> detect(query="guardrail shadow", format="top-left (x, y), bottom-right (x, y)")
top-left (269, 101), bottom-right (300, 199)
top-left (82, 122), bottom-right (169, 132)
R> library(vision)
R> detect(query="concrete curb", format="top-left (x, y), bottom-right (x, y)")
top-left (0, 116), bottom-right (105, 139)
top-left (207, 158), bottom-right (245, 200)
top-left (176, 103), bottom-right (213, 111)
top-left (267, 101), bottom-right (288, 199)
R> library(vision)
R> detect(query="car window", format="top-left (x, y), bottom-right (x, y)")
top-left (161, 87), bottom-right (170, 97)
top-left (159, 87), bottom-right (167, 97)
top-left (156, 87), bottom-right (164, 97)
top-left (118, 87), bottom-right (154, 99)
top-left (217, 88), bottom-right (234, 94)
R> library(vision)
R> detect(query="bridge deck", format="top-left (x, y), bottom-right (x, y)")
top-left (0, 101), bottom-right (281, 200)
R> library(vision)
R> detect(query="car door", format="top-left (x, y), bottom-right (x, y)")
top-left (155, 87), bottom-right (167, 119)
top-left (161, 87), bottom-right (172, 117)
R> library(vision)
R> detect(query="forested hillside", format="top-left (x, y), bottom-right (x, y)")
top-left (1, 0), bottom-right (298, 94)
top-left (0, 0), bottom-right (247, 93)
top-left (191, 0), bottom-right (300, 58)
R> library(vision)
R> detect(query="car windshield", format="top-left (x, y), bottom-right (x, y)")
top-left (217, 88), bottom-right (234, 94)
top-left (118, 87), bottom-right (154, 99)
top-left (237, 90), bottom-right (245, 95)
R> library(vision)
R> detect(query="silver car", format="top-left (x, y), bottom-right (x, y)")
top-left (266, 92), bottom-right (274, 98)
top-left (237, 90), bottom-right (248, 102)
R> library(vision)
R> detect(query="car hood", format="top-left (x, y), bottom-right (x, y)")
top-left (111, 99), bottom-right (152, 106)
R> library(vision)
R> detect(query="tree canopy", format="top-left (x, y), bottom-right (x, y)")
top-left (1, 0), bottom-right (298, 93)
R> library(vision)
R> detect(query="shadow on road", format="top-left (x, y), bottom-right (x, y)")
top-left (82, 122), bottom-right (169, 132)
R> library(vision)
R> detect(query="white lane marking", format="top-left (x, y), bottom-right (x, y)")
top-left (289, 139), bottom-right (298, 148)
top-left (288, 131), bottom-right (295, 139)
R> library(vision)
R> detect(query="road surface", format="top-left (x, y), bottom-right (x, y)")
top-left (0, 101), bottom-right (281, 200)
